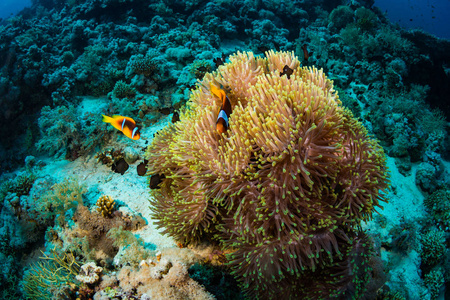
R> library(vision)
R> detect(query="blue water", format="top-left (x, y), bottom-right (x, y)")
top-left (0, 0), bottom-right (31, 20)
top-left (374, 0), bottom-right (450, 40)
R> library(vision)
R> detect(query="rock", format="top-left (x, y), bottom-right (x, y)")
top-left (123, 146), bottom-right (139, 164)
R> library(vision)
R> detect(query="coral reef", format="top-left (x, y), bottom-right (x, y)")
top-left (97, 253), bottom-right (215, 300)
top-left (107, 226), bottom-right (152, 267)
top-left (96, 195), bottom-right (116, 218)
top-left (36, 104), bottom-right (112, 159)
top-left (420, 228), bottom-right (446, 267)
top-left (113, 80), bottom-right (137, 99)
top-left (76, 262), bottom-right (103, 284)
top-left (0, 0), bottom-right (448, 298)
top-left (424, 268), bottom-right (445, 300)
top-left (67, 204), bottom-right (146, 262)
top-left (145, 50), bottom-right (389, 298)
top-left (424, 189), bottom-right (450, 231)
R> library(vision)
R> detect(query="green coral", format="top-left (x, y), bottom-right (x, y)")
top-left (113, 80), bottom-right (136, 98)
top-left (420, 228), bottom-right (446, 266)
top-left (130, 55), bottom-right (157, 77)
top-left (107, 226), bottom-right (151, 266)
top-left (189, 59), bottom-right (213, 79)
top-left (424, 268), bottom-right (444, 300)
top-left (424, 189), bottom-right (450, 231)
top-left (0, 174), bottom-right (36, 202)
top-left (36, 105), bottom-right (109, 158)
top-left (31, 177), bottom-right (86, 226)
top-left (355, 7), bottom-right (378, 31)
top-left (328, 5), bottom-right (354, 30)
top-left (36, 105), bottom-right (80, 157)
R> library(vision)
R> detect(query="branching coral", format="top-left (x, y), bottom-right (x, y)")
top-left (145, 50), bottom-right (389, 299)
top-left (424, 189), bottom-right (450, 231)
top-left (113, 80), bottom-right (136, 99)
top-left (96, 195), bottom-right (116, 218)
top-left (420, 228), bottom-right (446, 266)
top-left (129, 55), bottom-right (157, 77)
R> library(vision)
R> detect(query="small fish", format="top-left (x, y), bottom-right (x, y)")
top-left (210, 83), bottom-right (232, 134)
top-left (172, 111), bottom-right (180, 123)
top-left (112, 158), bottom-right (129, 175)
top-left (302, 44), bottom-right (312, 61)
top-left (137, 159), bottom-right (148, 176)
top-left (150, 174), bottom-right (165, 189)
top-left (102, 115), bottom-right (140, 140)
top-left (280, 65), bottom-right (293, 79)
top-left (258, 46), bottom-right (270, 53)
top-left (159, 108), bottom-right (171, 115)
top-left (213, 53), bottom-right (227, 67)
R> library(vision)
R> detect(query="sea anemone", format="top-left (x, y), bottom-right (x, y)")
top-left (145, 50), bottom-right (389, 298)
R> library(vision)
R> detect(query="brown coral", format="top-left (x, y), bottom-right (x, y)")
top-left (96, 195), bottom-right (116, 218)
top-left (68, 204), bottom-right (146, 261)
top-left (145, 50), bottom-right (389, 299)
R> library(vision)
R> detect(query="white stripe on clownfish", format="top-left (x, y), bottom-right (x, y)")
top-left (217, 110), bottom-right (229, 127)
top-left (132, 127), bottom-right (139, 139)
top-left (121, 118), bottom-right (126, 130)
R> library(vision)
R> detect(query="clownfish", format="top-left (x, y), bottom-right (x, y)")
top-left (210, 83), bottom-right (232, 134)
top-left (102, 115), bottom-right (140, 140)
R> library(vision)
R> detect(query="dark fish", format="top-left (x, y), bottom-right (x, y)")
top-left (112, 158), bottom-right (129, 175)
top-left (302, 44), bottom-right (311, 61)
top-left (137, 160), bottom-right (148, 176)
top-left (258, 46), bottom-right (270, 53)
top-left (172, 112), bottom-right (180, 123)
top-left (160, 108), bottom-right (171, 115)
top-left (213, 53), bottom-right (226, 67)
top-left (280, 65), bottom-right (294, 79)
top-left (150, 174), bottom-right (165, 189)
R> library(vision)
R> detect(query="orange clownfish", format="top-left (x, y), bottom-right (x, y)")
top-left (210, 83), bottom-right (232, 134)
top-left (102, 115), bottom-right (140, 140)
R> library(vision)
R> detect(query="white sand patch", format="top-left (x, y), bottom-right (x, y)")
top-left (363, 156), bottom-right (428, 299)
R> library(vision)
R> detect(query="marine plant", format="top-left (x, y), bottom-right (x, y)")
top-left (145, 50), bottom-right (389, 298)
top-left (22, 250), bottom-right (81, 300)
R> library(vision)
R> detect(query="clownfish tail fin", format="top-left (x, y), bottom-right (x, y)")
top-left (102, 114), bottom-right (113, 123)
